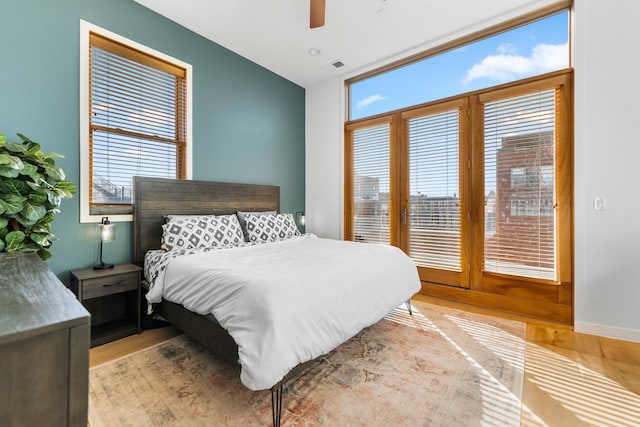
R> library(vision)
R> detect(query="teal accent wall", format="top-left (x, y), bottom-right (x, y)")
top-left (0, 0), bottom-right (305, 281)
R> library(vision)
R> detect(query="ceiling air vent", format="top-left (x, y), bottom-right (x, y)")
top-left (321, 60), bottom-right (345, 73)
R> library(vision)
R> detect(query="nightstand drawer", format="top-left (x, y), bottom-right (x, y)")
top-left (81, 272), bottom-right (139, 299)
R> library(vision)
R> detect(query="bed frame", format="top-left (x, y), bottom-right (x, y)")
top-left (132, 176), bottom-right (311, 426)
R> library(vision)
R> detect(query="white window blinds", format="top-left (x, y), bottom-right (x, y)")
top-left (483, 88), bottom-right (557, 280)
top-left (351, 123), bottom-right (391, 244)
top-left (407, 108), bottom-right (462, 271)
top-left (89, 33), bottom-right (187, 214)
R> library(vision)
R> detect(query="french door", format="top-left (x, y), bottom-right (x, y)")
top-left (400, 99), bottom-right (470, 288)
top-left (345, 102), bottom-right (470, 288)
top-left (345, 72), bottom-right (572, 297)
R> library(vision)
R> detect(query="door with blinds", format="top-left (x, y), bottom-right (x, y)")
top-left (344, 117), bottom-right (397, 246)
top-left (401, 100), bottom-right (469, 288)
top-left (476, 74), bottom-right (571, 291)
top-left (482, 90), bottom-right (556, 280)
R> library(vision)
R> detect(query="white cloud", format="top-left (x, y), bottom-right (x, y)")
top-left (356, 94), bottom-right (387, 109)
top-left (497, 43), bottom-right (517, 55)
top-left (463, 42), bottom-right (568, 84)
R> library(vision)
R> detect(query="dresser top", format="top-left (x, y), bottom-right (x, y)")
top-left (0, 252), bottom-right (90, 345)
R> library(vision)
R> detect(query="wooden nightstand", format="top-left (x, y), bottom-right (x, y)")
top-left (70, 264), bottom-right (142, 347)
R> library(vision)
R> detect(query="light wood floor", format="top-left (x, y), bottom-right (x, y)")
top-left (91, 296), bottom-right (640, 427)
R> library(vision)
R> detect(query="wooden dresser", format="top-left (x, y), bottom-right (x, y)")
top-left (0, 252), bottom-right (91, 427)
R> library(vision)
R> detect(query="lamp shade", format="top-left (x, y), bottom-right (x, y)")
top-left (99, 217), bottom-right (115, 242)
top-left (95, 217), bottom-right (115, 269)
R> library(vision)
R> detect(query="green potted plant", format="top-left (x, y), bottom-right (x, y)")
top-left (0, 133), bottom-right (76, 260)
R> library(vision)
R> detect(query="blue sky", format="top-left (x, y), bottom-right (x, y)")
top-left (350, 11), bottom-right (569, 120)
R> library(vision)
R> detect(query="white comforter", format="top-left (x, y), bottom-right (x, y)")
top-left (147, 235), bottom-right (420, 391)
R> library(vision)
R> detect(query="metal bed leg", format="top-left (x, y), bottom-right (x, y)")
top-left (271, 383), bottom-right (283, 427)
top-left (406, 300), bottom-right (413, 316)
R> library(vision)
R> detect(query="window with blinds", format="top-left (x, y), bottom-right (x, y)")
top-left (86, 30), bottom-right (189, 217)
top-left (349, 122), bottom-right (391, 244)
top-left (407, 107), bottom-right (462, 271)
top-left (483, 88), bottom-right (557, 280)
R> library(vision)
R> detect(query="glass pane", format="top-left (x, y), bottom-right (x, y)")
top-left (352, 123), bottom-right (390, 244)
top-left (484, 89), bottom-right (556, 280)
top-left (91, 130), bottom-right (177, 205)
top-left (350, 11), bottom-right (568, 120)
top-left (408, 109), bottom-right (461, 271)
top-left (91, 47), bottom-right (179, 140)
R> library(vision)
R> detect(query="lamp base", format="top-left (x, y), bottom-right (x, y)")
top-left (93, 262), bottom-right (114, 270)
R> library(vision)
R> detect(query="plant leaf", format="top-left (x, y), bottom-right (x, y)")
top-left (19, 163), bottom-right (38, 177)
top-left (29, 224), bottom-right (48, 234)
top-left (37, 247), bottom-right (52, 260)
top-left (43, 152), bottom-right (64, 159)
top-left (24, 142), bottom-right (41, 157)
top-left (26, 180), bottom-right (45, 191)
top-left (3, 141), bottom-right (28, 153)
top-left (16, 133), bottom-right (33, 143)
top-left (3, 154), bottom-right (24, 170)
top-left (0, 217), bottom-right (7, 228)
top-left (1, 194), bottom-right (25, 215)
top-left (44, 164), bottom-right (65, 181)
top-left (54, 180), bottom-right (77, 196)
top-left (0, 165), bottom-right (20, 178)
top-left (14, 214), bottom-right (37, 227)
top-left (22, 200), bottom-right (47, 222)
top-left (0, 179), bottom-right (30, 196)
top-left (29, 232), bottom-right (50, 247)
top-left (0, 239), bottom-right (4, 252)
top-left (28, 190), bottom-right (48, 204)
top-left (46, 190), bottom-right (61, 206)
top-left (53, 181), bottom-right (77, 199)
top-left (5, 231), bottom-right (25, 250)
top-left (0, 153), bottom-right (12, 165)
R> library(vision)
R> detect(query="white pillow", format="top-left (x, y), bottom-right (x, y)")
top-left (161, 214), bottom-right (244, 251)
top-left (244, 213), bottom-right (300, 243)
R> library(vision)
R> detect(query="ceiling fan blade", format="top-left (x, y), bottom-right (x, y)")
top-left (310, 0), bottom-right (326, 28)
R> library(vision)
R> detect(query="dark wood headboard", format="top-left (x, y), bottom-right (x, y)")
top-left (132, 176), bottom-right (280, 265)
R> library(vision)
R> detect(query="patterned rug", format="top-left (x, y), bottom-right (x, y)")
top-left (89, 300), bottom-right (525, 426)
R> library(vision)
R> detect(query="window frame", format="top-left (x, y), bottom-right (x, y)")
top-left (345, 0), bottom-right (572, 121)
top-left (79, 20), bottom-right (193, 223)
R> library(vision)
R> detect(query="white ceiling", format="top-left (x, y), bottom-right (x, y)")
top-left (134, 0), bottom-right (558, 88)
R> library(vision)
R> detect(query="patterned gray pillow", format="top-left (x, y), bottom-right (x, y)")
top-left (244, 213), bottom-right (300, 243)
top-left (236, 210), bottom-right (277, 241)
top-left (161, 214), bottom-right (244, 251)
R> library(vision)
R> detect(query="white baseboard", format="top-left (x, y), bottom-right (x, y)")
top-left (574, 321), bottom-right (640, 343)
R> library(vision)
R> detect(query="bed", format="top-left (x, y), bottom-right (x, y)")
top-left (132, 176), bottom-right (420, 426)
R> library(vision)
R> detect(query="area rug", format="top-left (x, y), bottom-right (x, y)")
top-left (88, 300), bottom-right (525, 426)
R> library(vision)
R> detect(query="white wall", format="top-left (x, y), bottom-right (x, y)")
top-left (572, 0), bottom-right (640, 341)
top-left (305, 79), bottom-right (344, 240)
top-left (306, 0), bottom-right (640, 341)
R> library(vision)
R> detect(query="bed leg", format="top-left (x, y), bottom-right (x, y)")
top-left (406, 300), bottom-right (413, 316)
top-left (271, 383), bottom-right (283, 427)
